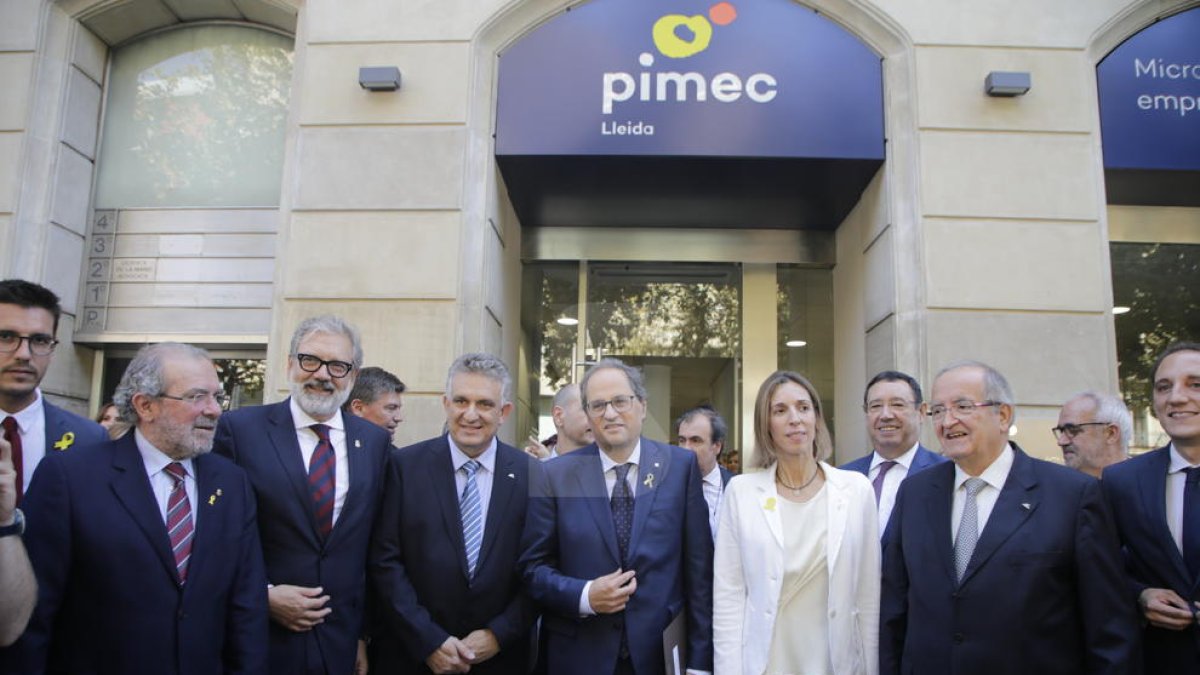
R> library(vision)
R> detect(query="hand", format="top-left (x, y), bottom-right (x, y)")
top-left (588, 568), bottom-right (637, 614)
top-left (0, 436), bottom-right (15, 526)
top-left (523, 435), bottom-right (550, 460)
top-left (425, 636), bottom-right (473, 674)
top-left (461, 629), bottom-right (500, 664)
top-left (355, 639), bottom-right (369, 675)
top-left (267, 584), bottom-right (332, 632)
top-left (1138, 587), bottom-right (1196, 630)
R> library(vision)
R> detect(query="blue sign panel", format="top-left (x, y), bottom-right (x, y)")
top-left (1099, 7), bottom-right (1200, 171)
top-left (496, 0), bottom-right (884, 159)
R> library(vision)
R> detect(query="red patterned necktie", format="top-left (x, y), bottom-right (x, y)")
top-left (164, 462), bottom-right (193, 583)
top-left (2, 417), bottom-right (23, 504)
top-left (309, 424), bottom-right (336, 538)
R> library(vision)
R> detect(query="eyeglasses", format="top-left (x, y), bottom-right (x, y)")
top-left (865, 399), bottom-right (917, 415)
top-left (295, 353), bottom-right (353, 379)
top-left (159, 390), bottom-right (229, 409)
top-left (927, 400), bottom-right (1001, 421)
top-left (586, 395), bottom-right (639, 417)
top-left (0, 331), bottom-right (58, 356)
top-left (1050, 422), bottom-right (1110, 441)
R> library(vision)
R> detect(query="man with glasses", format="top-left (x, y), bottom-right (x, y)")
top-left (4, 342), bottom-right (267, 673)
top-left (1102, 342), bottom-right (1200, 673)
top-left (520, 358), bottom-right (713, 675)
top-left (0, 280), bottom-right (106, 506)
top-left (370, 353), bottom-right (536, 674)
top-left (215, 316), bottom-right (390, 675)
top-left (1054, 391), bottom-right (1131, 479)
top-left (880, 360), bottom-right (1135, 675)
top-left (841, 370), bottom-right (946, 537)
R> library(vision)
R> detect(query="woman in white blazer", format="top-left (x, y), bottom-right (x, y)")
top-left (714, 370), bottom-right (880, 675)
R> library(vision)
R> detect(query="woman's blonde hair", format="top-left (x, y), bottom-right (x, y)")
top-left (753, 370), bottom-right (833, 468)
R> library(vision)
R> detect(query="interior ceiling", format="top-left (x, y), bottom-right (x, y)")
top-left (76, 0), bottom-right (297, 45)
top-left (497, 155), bottom-right (884, 230)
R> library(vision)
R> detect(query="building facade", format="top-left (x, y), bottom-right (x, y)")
top-left (1, 0), bottom-right (1196, 465)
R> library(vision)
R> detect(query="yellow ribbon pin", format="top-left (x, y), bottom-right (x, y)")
top-left (764, 497), bottom-right (777, 512)
top-left (53, 432), bottom-right (75, 450)
top-left (208, 488), bottom-right (223, 506)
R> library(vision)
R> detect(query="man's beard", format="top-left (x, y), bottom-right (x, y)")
top-left (291, 378), bottom-right (351, 419)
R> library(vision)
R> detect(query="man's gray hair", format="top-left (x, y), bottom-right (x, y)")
top-left (1069, 391), bottom-right (1133, 453)
top-left (289, 315), bottom-right (364, 369)
top-left (580, 358), bottom-right (648, 410)
top-left (446, 353), bottom-right (512, 403)
top-left (113, 342), bottom-right (213, 423)
top-left (935, 359), bottom-right (1016, 425)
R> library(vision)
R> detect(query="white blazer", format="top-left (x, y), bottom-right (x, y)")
top-left (713, 463), bottom-right (880, 675)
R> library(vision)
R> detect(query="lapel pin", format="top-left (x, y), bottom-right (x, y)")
top-left (654, 462), bottom-right (660, 468)
top-left (507, 473), bottom-right (515, 479)
top-left (53, 431), bottom-right (75, 451)
top-left (354, 439), bottom-right (361, 448)
top-left (208, 488), bottom-right (223, 506)
top-left (1021, 502), bottom-right (1031, 510)
top-left (764, 496), bottom-right (777, 512)
top-left (643, 473), bottom-right (655, 489)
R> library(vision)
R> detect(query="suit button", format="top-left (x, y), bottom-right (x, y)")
top-left (953, 633), bottom-right (964, 644)
top-left (829, 610), bottom-right (836, 619)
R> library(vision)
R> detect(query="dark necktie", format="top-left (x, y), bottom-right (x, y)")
top-left (309, 424), bottom-right (336, 538)
top-left (611, 463), bottom-right (634, 563)
top-left (2, 417), bottom-right (23, 504)
top-left (872, 460), bottom-right (898, 503)
top-left (164, 462), bottom-right (194, 583)
top-left (1183, 467), bottom-right (1200, 580)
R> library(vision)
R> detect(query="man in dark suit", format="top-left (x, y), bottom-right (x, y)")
top-left (343, 366), bottom-right (407, 442)
top-left (520, 358), bottom-right (713, 675)
top-left (215, 316), bottom-right (390, 675)
top-left (880, 360), bottom-right (1136, 675)
top-left (371, 353), bottom-right (536, 674)
top-left (1102, 341), bottom-right (1200, 672)
top-left (675, 405), bottom-right (733, 539)
top-left (0, 280), bottom-right (106, 505)
top-left (5, 342), bottom-right (267, 674)
top-left (840, 370), bottom-right (946, 537)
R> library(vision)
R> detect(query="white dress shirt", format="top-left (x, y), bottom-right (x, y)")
top-left (951, 443), bottom-right (1015, 543)
top-left (290, 398), bottom-right (350, 526)
top-left (448, 434), bottom-right (498, 530)
top-left (1, 389), bottom-right (47, 489)
top-left (1165, 443), bottom-right (1200, 556)
top-left (134, 428), bottom-right (198, 525)
top-left (868, 442), bottom-right (919, 532)
top-left (701, 463), bottom-right (724, 539)
top-left (578, 441), bottom-right (642, 616)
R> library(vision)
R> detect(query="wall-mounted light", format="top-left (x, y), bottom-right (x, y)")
top-left (556, 316), bottom-right (579, 326)
top-left (1112, 306), bottom-right (1131, 315)
top-left (785, 339), bottom-right (807, 348)
top-left (985, 71), bottom-right (1031, 97)
top-left (359, 66), bottom-right (402, 92)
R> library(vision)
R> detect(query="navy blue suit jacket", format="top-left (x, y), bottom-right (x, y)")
top-left (519, 439), bottom-right (713, 675)
top-left (880, 445), bottom-right (1137, 675)
top-left (1102, 445), bottom-right (1200, 672)
top-left (839, 444), bottom-right (946, 478)
top-left (370, 435), bottom-right (537, 673)
top-left (214, 400), bottom-right (390, 675)
top-left (41, 399), bottom-right (107, 454)
top-left (719, 465), bottom-right (734, 487)
top-left (5, 434), bottom-right (267, 675)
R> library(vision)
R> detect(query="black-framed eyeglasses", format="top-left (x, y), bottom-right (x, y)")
top-left (927, 400), bottom-right (1001, 421)
top-left (1051, 422), bottom-right (1110, 441)
top-left (295, 353), bottom-right (353, 379)
top-left (0, 331), bottom-right (58, 356)
top-left (586, 395), bottom-right (639, 417)
top-left (159, 390), bottom-right (230, 409)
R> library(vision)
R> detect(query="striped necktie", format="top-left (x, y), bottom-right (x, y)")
top-left (309, 424), bottom-right (336, 538)
top-left (164, 462), bottom-right (194, 583)
top-left (460, 460), bottom-right (483, 579)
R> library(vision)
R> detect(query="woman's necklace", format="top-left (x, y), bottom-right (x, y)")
top-left (776, 464), bottom-right (821, 495)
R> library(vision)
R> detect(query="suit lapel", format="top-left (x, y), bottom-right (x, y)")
top-left (825, 466), bottom-right (849, 570)
top-left (573, 447), bottom-right (622, 564)
top-left (628, 439), bottom-right (668, 557)
top-left (109, 436), bottom-right (181, 585)
top-left (329, 419), bottom-right (368, 545)
top-left (1136, 448), bottom-right (1192, 585)
top-left (185, 454), bottom-right (223, 592)
top-left (756, 470), bottom-right (784, 548)
top-left (429, 437), bottom-right (472, 580)
top-left (478, 445), bottom-right (518, 571)
top-left (922, 462), bottom-right (957, 582)
top-left (266, 401), bottom-right (321, 545)
top-left (960, 448), bottom-right (1038, 586)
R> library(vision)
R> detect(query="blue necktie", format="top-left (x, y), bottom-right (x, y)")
top-left (611, 463), bottom-right (634, 563)
top-left (460, 460), bottom-right (483, 579)
top-left (1183, 467), bottom-right (1200, 580)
